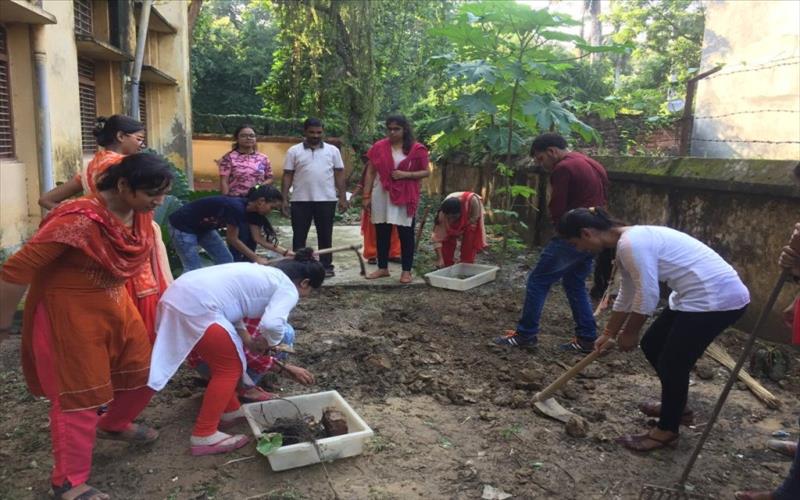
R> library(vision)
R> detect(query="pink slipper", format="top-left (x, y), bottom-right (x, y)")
top-left (190, 434), bottom-right (251, 456)
top-left (237, 386), bottom-right (278, 403)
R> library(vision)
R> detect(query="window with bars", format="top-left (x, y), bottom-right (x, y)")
top-left (74, 0), bottom-right (93, 36)
top-left (0, 25), bottom-right (13, 159)
top-left (78, 58), bottom-right (97, 154)
top-left (139, 84), bottom-right (147, 128)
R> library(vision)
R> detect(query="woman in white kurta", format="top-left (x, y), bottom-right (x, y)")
top-left (559, 207), bottom-right (750, 452)
top-left (148, 249), bottom-right (325, 456)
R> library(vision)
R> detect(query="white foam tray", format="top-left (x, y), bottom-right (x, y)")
top-left (242, 390), bottom-right (373, 471)
top-left (425, 263), bottom-right (500, 291)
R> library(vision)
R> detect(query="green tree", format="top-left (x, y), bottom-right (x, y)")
top-left (191, 0), bottom-right (277, 115)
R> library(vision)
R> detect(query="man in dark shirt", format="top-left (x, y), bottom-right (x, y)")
top-left (495, 133), bottom-right (609, 352)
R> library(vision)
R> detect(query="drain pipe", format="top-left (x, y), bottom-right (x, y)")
top-left (130, 0), bottom-right (152, 120)
top-left (31, 25), bottom-right (54, 202)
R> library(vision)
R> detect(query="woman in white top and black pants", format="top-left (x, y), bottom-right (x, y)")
top-left (558, 208), bottom-right (750, 452)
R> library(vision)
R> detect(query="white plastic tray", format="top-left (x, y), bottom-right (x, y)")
top-left (242, 390), bottom-right (373, 471)
top-left (425, 263), bottom-right (499, 291)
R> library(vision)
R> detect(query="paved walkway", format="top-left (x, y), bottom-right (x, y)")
top-left (275, 225), bottom-right (426, 287)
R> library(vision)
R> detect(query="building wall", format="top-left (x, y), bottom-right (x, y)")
top-left (691, 0), bottom-right (800, 159)
top-left (0, 1), bottom-right (193, 254)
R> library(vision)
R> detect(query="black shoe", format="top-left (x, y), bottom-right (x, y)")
top-left (367, 258), bottom-right (377, 265)
top-left (559, 337), bottom-right (594, 353)
top-left (325, 268), bottom-right (335, 278)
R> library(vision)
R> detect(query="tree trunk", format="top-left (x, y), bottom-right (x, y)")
top-left (187, 0), bottom-right (204, 39)
top-left (588, 0), bottom-right (602, 64)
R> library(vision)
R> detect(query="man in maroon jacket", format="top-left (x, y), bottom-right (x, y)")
top-left (495, 133), bottom-right (609, 352)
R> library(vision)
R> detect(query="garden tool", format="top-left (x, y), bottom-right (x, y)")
top-left (415, 204), bottom-right (432, 252)
top-left (594, 260), bottom-right (617, 317)
top-left (639, 269), bottom-right (790, 499)
top-left (268, 244), bottom-right (366, 276)
top-left (533, 339), bottom-right (616, 422)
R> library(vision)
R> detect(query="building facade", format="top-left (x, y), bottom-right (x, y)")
top-left (691, 0), bottom-right (800, 159)
top-left (0, 0), bottom-right (193, 254)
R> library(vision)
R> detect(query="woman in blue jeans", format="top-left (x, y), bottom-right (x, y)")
top-left (168, 185), bottom-right (290, 272)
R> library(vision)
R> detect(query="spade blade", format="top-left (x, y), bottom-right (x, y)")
top-left (533, 397), bottom-right (575, 423)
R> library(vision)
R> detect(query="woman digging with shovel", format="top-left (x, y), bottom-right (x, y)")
top-left (558, 207), bottom-right (750, 452)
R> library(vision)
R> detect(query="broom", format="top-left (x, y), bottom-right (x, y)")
top-left (705, 342), bottom-right (781, 409)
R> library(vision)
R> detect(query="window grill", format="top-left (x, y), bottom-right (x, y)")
top-left (78, 58), bottom-right (97, 154)
top-left (0, 25), bottom-right (13, 159)
top-left (74, 0), bottom-right (93, 36)
top-left (138, 84), bottom-right (147, 128)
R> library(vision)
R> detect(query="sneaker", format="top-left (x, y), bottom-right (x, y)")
top-left (325, 268), bottom-right (335, 278)
top-left (559, 337), bottom-right (595, 353)
top-left (493, 330), bottom-right (538, 348)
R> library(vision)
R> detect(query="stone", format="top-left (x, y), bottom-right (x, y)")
top-left (514, 368), bottom-right (544, 390)
top-left (365, 354), bottom-right (392, 371)
top-left (579, 365), bottom-right (605, 379)
top-left (322, 408), bottom-right (348, 436)
top-left (695, 362), bottom-right (716, 380)
top-left (565, 416), bottom-right (589, 438)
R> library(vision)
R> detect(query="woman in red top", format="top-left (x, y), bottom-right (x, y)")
top-left (362, 115), bottom-right (430, 283)
top-left (0, 153), bottom-right (172, 500)
top-left (38, 115), bottom-right (169, 343)
top-left (431, 191), bottom-right (488, 268)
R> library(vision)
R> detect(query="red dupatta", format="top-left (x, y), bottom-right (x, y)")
top-left (82, 150), bottom-right (125, 194)
top-left (30, 194), bottom-right (155, 280)
top-left (445, 192), bottom-right (476, 237)
top-left (367, 138), bottom-right (429, 217)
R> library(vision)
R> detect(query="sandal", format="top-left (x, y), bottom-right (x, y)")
top-left (616, 431), bottom-right (679, 452)
top-left (767, 439), bottom-right (798, 458)
top-left (638, 400), bottom-right (695, 426)
top-left (366, 269), bottom-right (390, 280)
top-left (734, 491), bottom-right (774, 500)
top-left (190, 433), bottom-right (251, 456)
top-left (53, 482), bottom-right (110, 500)
top-left (399, 271), bottom-right (413, 284)
top-left (237, 386), bottom-right (277, 403)
top-left (97, 423), bottom-right (159, 444)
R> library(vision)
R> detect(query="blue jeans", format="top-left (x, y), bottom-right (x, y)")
top-left (169, 224), bottom-right (233, 272)
top-left (775, 418), bottom-right (800, 500)
top-left (516, 237), bottom-right (596, 341)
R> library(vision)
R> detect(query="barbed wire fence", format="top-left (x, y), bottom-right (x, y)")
top-left (690, 56), bottom-right (800, 149)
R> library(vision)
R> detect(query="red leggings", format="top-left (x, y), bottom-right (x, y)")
top-left (33, 304), bottom-right (153, 489)
top-left (192, 323), bottom-right (242, 437)
top-left (441, 226), bottom-right (480, 267)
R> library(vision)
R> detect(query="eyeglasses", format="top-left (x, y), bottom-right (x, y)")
top-left (238, 134), bottom-right (257, 139)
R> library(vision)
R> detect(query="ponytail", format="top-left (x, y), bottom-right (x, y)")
top-left (271, 247), bottom-right (326, 288)
top-left (247, 184), bottom-right (282, 243)
top-left (93, 115), bottom-right (144, 147)
top-left (557, 207), bottom-right (625, 239)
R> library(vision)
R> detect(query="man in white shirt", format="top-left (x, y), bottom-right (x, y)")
top-left (281, 118), bottom-right (348, 276)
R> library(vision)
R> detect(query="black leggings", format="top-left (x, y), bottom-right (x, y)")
top-left (375, 220), bottom-right (414, 271)
top-left (640, 305), bottom-right (747, 432)
top-left (590, 247), bottom-right (616, 300)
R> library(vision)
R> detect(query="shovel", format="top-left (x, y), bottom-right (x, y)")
top-left (533, 339), bottom-right (616, 422)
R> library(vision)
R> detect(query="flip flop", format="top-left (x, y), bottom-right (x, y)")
top-left (767, 439), bottom-right (798, 458)
top-left (190, 434), bottom-right (251, 456)
top-left (734, 491), bottom-right (774, 500)
top-left (237, 386), bottom-right (278, 403)
top-left (97, 423), bottom-right (159, 444)
top-left (616, 432), bottom-right (679, 452)
top-left (53, 482), bottom-right (109, 500)
top-left (399, 272), bottom-right (413, 284)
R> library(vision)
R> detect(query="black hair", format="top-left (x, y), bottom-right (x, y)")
top-left (246, 184), bottom-right (283, 243)
top-left (385, 114), bottom-right (414, 154)
top-left (272, 247), bottom-right (326, 288)
top-left (557, 207), bottom-right (625, 239)
top-left (434, 197), bottom-right (461, 228)
top-left (303, 117), bottom-right (323, 130)
top-left (93, 115), bottom-right (144, 147)
top-left (231, 124), bottom-right (257, 151)
top-left (95, 152), bottom-right (173, 193)
top-left (530, 133), bottom-right (568, 155)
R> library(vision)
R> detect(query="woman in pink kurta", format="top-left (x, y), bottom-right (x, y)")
top-left (219, 124), bottom-right (273, 197)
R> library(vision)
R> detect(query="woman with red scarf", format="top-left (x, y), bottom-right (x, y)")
top-left (431, 191), bottom-right (488, 268)
top-left (362, 115), bottom-right (430, 283)
top-left (0, 153), bottom-right (172, 500)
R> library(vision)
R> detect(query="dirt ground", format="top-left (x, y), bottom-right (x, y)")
top-left (1, 251), bottom-right (799, 500)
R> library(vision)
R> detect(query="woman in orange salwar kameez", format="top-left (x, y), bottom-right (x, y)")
top-left (0, 153), bottom-right (173, 500)
top-left (38, 115), bottom-right (171, 343)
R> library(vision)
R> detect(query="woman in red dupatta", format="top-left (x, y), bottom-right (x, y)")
top-left (38, 115), bottom-right (170, 343)
top-left (432, 191), bottom-right (488, 268)
top-left (362, 115), bottom-right (430, 283)
top-left (0, 153), bottom-right (172, 500)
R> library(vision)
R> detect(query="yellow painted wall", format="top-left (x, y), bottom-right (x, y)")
top-left (1, 25), bottom-right (40, 249)
top-left (42, 0), bottom-right (84, 182)
top-left (191, 136), bottom-right (356, 191)
top-left (692, 1), bottom-right (800, 159)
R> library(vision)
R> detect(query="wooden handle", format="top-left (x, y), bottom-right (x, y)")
top-left (535, 339), bottom-right (615, 402)
top-left (267, 244), bottom-right (363, 265)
